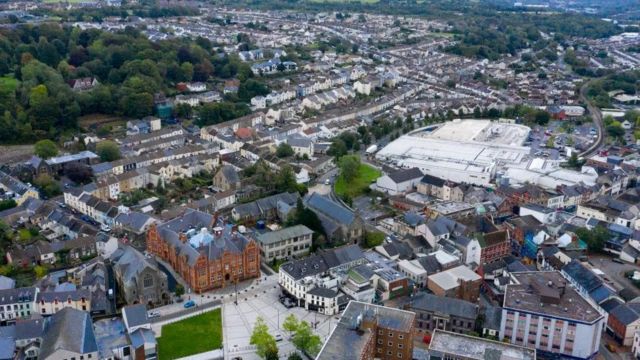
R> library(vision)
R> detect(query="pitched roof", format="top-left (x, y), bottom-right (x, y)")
top-left (39, 308), bottom-right (98, 358)
top-left (256, 225), bottom-right (313, 246)
top-left (420, 174), bottom-right (446, 187)
top-left (387, 167), bottom-right (423, 183)
top-left (410, 293), bottom-right (478, 319)
top-left (123, 304), bottom-right (149, 329)
top-left (306, 193), bottom-right (355, 226)
top-left (562, 259), bottom-right (603, 293)
top-left (280, 244), bottom-right (364, 280)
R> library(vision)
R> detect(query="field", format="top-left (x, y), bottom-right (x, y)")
top-left (157, 309), bottom-right (223, 360)
top-left (334, 163), bottom-right (381, 198)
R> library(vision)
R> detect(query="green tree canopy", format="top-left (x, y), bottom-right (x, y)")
top-left (276, 143), bottom-right (294, 158)
top-left (96, 140), bottom-right (121, 162)
top-left (338, 155), bottom-right (361, 183)
top-left (34, 139), bottom-right (58, 159)
top-left (250, 317), bottom-right (278, 359)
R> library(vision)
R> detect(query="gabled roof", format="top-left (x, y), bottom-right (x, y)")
top-left (387, 167), bottom-right (423, 184)
top-left (562, 259), bottom-right (603, 293)
top-left (280, 244), bottom-right (364, 280)
top-left (610, 303), bottom-right (640, 325)
top-left (39, 308), bottom-right (98, 358)
top-left (123, 304), bottom-right (149, 330)
top-left (306, 193), bottom-right (355, 226)
top-left (420, 174), bottom-right (446, 187)
top-left (410, 292), bottom-right (478, 319)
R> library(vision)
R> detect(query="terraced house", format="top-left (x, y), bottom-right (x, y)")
top-left (147, 210), bottom-right (260, 293)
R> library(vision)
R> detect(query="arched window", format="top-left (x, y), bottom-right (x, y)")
top-left (143, 273), bottom-right (154, 288)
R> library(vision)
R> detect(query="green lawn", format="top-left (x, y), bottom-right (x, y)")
top-left (334, 163), bottom-right (381, 199)
top-left (157, 309), bottom-right (222, 360)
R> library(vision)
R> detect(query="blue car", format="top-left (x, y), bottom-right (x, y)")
top-left (183, 300), bottom-right (195, 308)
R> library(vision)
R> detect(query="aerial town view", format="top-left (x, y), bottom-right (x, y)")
top-left (0, 0), bottom-right (639, 359)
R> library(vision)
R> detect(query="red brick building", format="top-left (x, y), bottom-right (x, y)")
top-left (146, 210), bottom-right (260, 293)
top-left (479, 230), bottom-right (511, 264)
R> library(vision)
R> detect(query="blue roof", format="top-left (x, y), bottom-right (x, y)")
top-left (608, 223), bottom-right (634, 237)
top-left (563, 259), bottom-right (603, 293)
top-left (589, 284), bottom-right (615, 304)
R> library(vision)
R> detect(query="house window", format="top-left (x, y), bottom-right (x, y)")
top-left (143, 274), bottom-right (154, 288)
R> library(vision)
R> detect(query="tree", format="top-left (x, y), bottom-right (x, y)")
top-left (546, 135), bottom-right (556, 149)
top-left (291, 320), bottom-right (322, 355)
top-left (34, 174), bottom-right (61, 198)
top-left (327, 139), bottom-right (348, 160)
top-left (66, 163), bottom-right (93, 184)
top-left (338, 155), bottom-right (361, 183)
top-left (96, 140), bottom-right (121, 162)
top-left (34, 265), bottom-right (48, 279)
top-left (365, 231), bottom-right (385, 248)
top-left (535, 110), bottom-right (550, 125)
top-left (575, 226), bottom-right (609, 252)
top-left (288, 354), bottom-right (303, 360)
top-left (250, 317), bottom-right (278, 359)
top-left (567, 153), bottom-right (581, 169)
top-left (175, 284), bottom-right (185, 297)
top-left (276, 143), bottom-right (294, 158)
top-left (283, 314), bottom-right (300, 334)
top-left (0, 199), bottom-right (17, 212)
top-left (606, 123), bottom-right (625, 139)
top-left (34, 139), bottom-right (58, 159)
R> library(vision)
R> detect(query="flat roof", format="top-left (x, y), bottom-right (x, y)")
top-left (429, 329), bottom-right (536, 360)
top-left (316, 301), bottom-right (415, 360)
top-left (504, 271), bottom-right (604, 323)
top-left (376, 120), bottom-right (531, 185)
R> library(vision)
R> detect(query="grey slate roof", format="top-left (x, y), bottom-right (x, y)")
top-left (219, 165), bottom-right (240, 184)
top-left (387, 167), bottom-right (423, 183)
top-left (610, 303), bottom-right (640, 325)
top-left (0, 276), bottom-right (15, 290)
top-left (562, 259), bottom-right (603, 293)
top-left (115, 211), bottom-right (156, 233)
top-left (307, 287), bottom-right (339, 298)
top-left (0, 287), bottom-right (37, 305)
top-left (280, 244), bottom-right (364, 280)
top-left (420, 174), bottom-right (446, 187)
top-left (256, 225), bottom-right (313, 246)
top-left (123, 304), bottom-right (149, 329)
top-left (410, 293), bottom-right (478, 319)
top-left (305, 193), bottom-right (355, 226)
top-left (39, 308), bottom-right (98, 358)
top-left (483, 305), bottom-right (503, 331)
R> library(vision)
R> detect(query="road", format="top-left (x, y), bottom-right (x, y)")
top-left (579, 80), bottom-right (605, 158)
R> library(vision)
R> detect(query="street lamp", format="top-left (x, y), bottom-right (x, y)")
top-left (234, 279), bottom-right (238, 305)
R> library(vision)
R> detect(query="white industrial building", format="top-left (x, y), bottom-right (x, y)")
top-left (376, 120), bottom-right (531, 186)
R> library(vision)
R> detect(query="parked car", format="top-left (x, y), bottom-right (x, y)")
top-left (612, 258), bottom-right (624, 264)
top-left (148, 310), bottom-right (161, 318)
top-left (325, 179), bottom-right (331, 185)
top-left (275, 334), bottom-right (283, 342)
top-left (606, 343), bottom-right (617, 353)
top-left (183, 300), bottom-right (195, 308)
